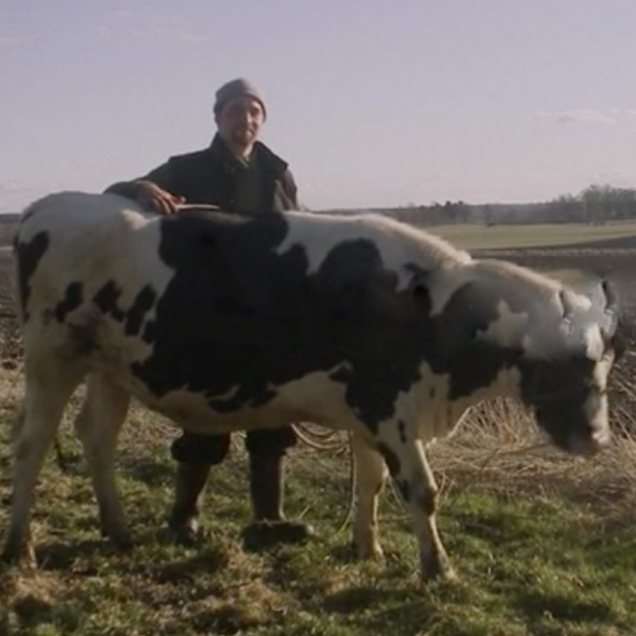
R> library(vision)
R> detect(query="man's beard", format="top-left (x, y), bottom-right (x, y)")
top-left (231, 127), bottom-right (256, 147)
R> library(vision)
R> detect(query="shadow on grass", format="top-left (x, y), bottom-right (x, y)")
top-left (11, 594), bottom-right (83, 633)
top-left (321, 584), bottom-right (462, 636)
top-left (513, 588), bottom-right (616, 624)
top-left (143, 546), bottom-right (230, 583)
top-left (327, 542), bottom-right (359, 564)
top-left (119, 457), bottom-right (174, 487)
top-left (48, 443), bottom-right (174, 489)
top-left (36, 538), bottom-right (126, 572)
top-left (36, 536), bottom-right (230, 582)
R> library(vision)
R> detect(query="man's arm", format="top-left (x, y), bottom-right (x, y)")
top-left (104, 162), bottom-right (185, 215)
top-left (281, 168), bottom-right (301, 210)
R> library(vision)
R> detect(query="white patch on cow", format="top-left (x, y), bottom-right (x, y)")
top-left (376, 378), bottom-right (451, 448)
top-left (373, 358), bottom-right (521, 452)
top-left (578, 357), bottom-right (612, 452)
top-left (277, 212), bottom-right (470, 290)
top-left (476, 300), bottom-right (528, 348)
top-left (584, 390), bottom-right (610, 445)
top-left (583, 324), bottom-right (605, 361)
top-left (269, 366), bottom-right (361, 430)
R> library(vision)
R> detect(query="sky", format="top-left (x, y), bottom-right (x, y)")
top-left (1, 0), bottom-right (635, 213)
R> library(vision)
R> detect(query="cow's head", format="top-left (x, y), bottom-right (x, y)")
top-left (517, 280), bottom-right (624, 455)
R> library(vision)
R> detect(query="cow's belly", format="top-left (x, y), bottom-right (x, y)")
top-left (101, 361), bottom-right (359, 435)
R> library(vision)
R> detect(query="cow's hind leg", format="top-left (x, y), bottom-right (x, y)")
top-left (351, 432), bottom-right (387, 560)
top-left (1, 365), bottom-right (81, 565)
top-left (73, 373), bottom-right (131, 548)
top-left (376, 428), bottom-right (455, 581)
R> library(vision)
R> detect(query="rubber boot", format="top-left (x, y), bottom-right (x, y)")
top-left (167, 461), bottom-right (212, 545)
top-left (241, 454), bottom-right (315, 550)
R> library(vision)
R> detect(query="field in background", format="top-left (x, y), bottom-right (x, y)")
top-left (1, 223), bottom-right (636, 635)
top-left (426, 220), bottom-right (636, 250)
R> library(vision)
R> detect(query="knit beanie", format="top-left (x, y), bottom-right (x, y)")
top-left (214, 78), bottom-right (267, 119)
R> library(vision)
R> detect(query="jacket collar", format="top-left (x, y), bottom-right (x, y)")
top-left (208, 133), bottom-right (288, 176)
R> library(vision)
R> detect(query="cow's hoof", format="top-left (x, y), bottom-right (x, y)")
top-left (241, 520), bottom-right (316, 551)
top-left (421, 560), bottom-right (458, 583)
top-left (111, 532), bottom-right (134, 552)
top-left (163, 522), bottom-right (208, 547)
top-left (438, 566), bottom-right (459, 582)
top-left (354, 541), bottom-right (385, 561)
top-left (100, 524), bottom-right (134, 551)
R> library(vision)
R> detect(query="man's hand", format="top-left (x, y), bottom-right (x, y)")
top-left (134, 181), bottom-right (185, 215)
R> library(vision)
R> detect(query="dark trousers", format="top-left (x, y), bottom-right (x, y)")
top-left (170, 426), bottom-right (297, 464)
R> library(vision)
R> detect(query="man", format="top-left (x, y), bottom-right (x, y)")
top-left (105, 78), bottom-right (312, 548)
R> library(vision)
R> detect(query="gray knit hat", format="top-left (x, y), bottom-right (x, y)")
top-left (214, 78), bottom-right (267, 119)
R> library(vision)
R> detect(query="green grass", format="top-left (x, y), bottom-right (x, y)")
top-left (1, 381), bottom-right (636, 636)
top-left (425, 221), bottom-right (636, 250)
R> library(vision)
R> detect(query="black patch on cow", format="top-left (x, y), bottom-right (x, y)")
top-left (398, 420), bottom-right (407, 443)
top-left (427, 280), bottom-right (523, 401)
top-left (15, 231), bottom-right (49, 319)
top-left (125, 285), bottom-right (157, 336)
top-left (377, 442), bottom-right (401, 477)
top-left (92, 280), bottom-right (158, 340)
top-left (429, 387), bottom-right (436, 398)
top-left (143, 321), bottom-right (157, 344)
top-left (517, 354), bottom-right (594, 450)
top-left (54, 282), bottom-right (83, 322)
top-left (93, 280), bottom-right (126, 322)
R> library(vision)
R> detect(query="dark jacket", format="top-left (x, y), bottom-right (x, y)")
top-left (140, 134), bottom-right (299, 212)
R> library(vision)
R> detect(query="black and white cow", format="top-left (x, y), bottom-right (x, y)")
top-left (2, 191), bottom-right (622, 580)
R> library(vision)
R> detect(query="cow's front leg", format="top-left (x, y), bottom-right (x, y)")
top-left (351, 432), bottom-right (387, 559)
top-left (376, 432), bottom-right (455, 581)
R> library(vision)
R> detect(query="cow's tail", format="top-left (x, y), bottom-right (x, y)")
top-left (12, 198), bottom-right (49, 326)
top-left (12, 231), bottom-right (25, 326)
top-left (12, 212), bottom-right (30, 326)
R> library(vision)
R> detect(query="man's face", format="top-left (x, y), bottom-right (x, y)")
top-left (215, 96), bottom-right (265, 149)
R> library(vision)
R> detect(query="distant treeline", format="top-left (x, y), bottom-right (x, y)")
top-left (329, 184), bottom-right (636, 227)
top-left (2, 185), bottom-right (636, 244)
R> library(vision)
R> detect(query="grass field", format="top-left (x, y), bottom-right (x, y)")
top-left (424, 221), bottom-right (636, 250)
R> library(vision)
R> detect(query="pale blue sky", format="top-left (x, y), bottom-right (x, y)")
top-left (1, 0), bottom-right (635, 213)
